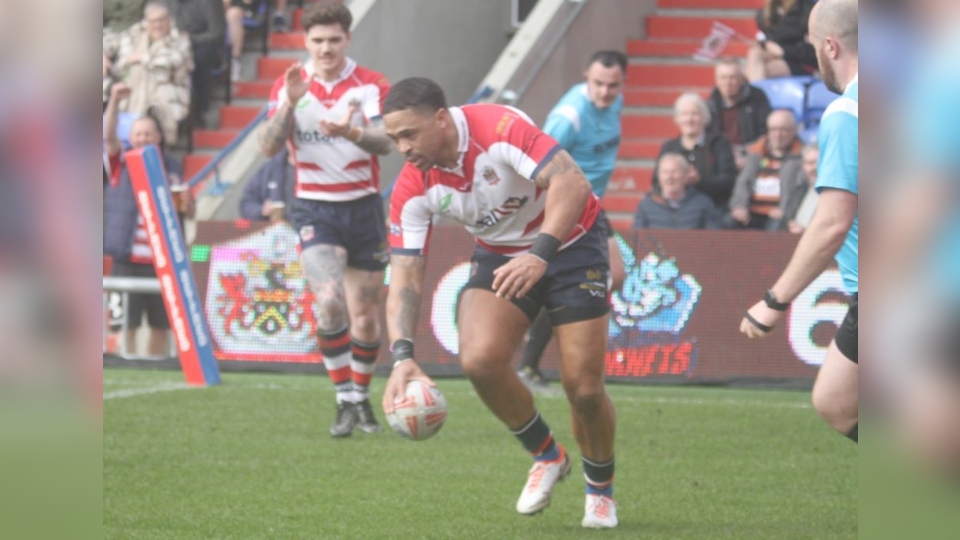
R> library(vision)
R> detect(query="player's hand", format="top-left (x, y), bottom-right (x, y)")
top-left (261, 200), bottom-right (275, 217)
top-left (110, 82), bottom-right (131, 103)
top-left (787, 220), bottom-right (805, 234)
top-left (284, 63), bottom-right (309, 104)
top-left (768, 207), bottom-right (784, 221)
top-left (492, 254), bottom-right (547, 300)
top-left (739, 300), bottom-right (783, 339)
top-left (319, 104), bottom-right (359, 139)
top-left (731, 207), bottom-right (750, 225)
top-left (382, 360), bottom-right (435, 414)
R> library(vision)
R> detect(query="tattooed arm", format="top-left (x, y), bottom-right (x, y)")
top-left (382, 252), bottom-right (434, 413)
top-left (260, 64), bottom-right (308, 157)
top-left (258, 101), bottom-right (296, 157)
top-left (348, 119), bottom-right (393, 156)
top-left (533, 149), bottom-right (592, 243)
top-left (385, 253), bottom-right (427, 343)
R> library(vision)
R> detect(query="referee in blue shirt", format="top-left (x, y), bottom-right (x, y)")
top-left (517, 51), bottom-right (628, 391)
top-left (740, 0), bottom-right (860, 443)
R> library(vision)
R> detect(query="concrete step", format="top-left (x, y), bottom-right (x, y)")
top-left (656, 8), bottom-right (757, 18)
top-left (234, 79), bottom-right (275, 99)
top-left (622, 114), bottom-right (676, 139)
top-left (258, 56), bottom-right (297, 80)
top-left (658, 0), bottom-right (763, 9)
top-left (601, 192), bottom-right (645, 214)
top-left (610, 167), bottom-right (654, 193)
top-left (184, 154), bottom-right (213, 180)
top-left (627, 39), bottom-right (750, 58)
top-left (624, 87), bottom-right (710, 107)
top-left (193, 129), bottom-right (240, 149)
top-left (219, 105), bottom-right (262, 129)
top-left (607, 214), bottom-right (635, 233)
top-left (270, 32), bottom-right (303, 50)
top-left (618, 140), bottom-right (663, 160)
top-left (627, 63), bottom-right (715, 87)
top-left (646, 15), bottom-right (757, 40)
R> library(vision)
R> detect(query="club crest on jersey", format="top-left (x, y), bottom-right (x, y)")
top-left (299, 225), bottom-right (315, 242)
top-left (481, 166), bottom-right (501, 186)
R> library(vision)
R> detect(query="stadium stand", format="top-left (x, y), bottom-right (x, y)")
top-left (607, 0), bottom-right (764, 232)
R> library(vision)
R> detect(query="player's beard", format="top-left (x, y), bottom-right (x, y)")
top-left (817, 46), bottom-right (841, 94)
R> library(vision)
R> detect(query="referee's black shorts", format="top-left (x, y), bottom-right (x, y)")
top-left (834, 293), bottom-right (858, 363)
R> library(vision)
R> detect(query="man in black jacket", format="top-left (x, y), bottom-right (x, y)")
top-left (706, 57), bottom-right (772, 170)
top-left (160, 0), bottom-right (226, 118)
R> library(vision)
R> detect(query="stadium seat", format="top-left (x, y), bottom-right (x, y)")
top-left (752, 75), bottom-right (814, 123)
top-left (804, 79), bottom-right (838, 129)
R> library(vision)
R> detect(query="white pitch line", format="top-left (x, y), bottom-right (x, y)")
top-left (103, 382), bottom-right (194, 400)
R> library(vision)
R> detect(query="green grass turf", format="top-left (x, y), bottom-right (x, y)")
top-left (104, 368), bottom-right (857, 539)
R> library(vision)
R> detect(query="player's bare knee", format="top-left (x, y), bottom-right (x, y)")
top-left (459, 351), bottom-right (501, 384)
top-left (566, 384), bottom-right (605, 418)
top-left (349, 311), bottom-right (380, 341)
top-left (811, 390), bottom-right (856, 432)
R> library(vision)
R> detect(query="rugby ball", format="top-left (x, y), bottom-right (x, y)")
top-left (386, 380), bottom-right (447, 441)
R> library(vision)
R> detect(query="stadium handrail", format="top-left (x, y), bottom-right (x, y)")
top-left (186, 106), bottom-right (268, 189)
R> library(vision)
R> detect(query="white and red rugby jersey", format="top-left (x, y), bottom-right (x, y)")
top-left (389, 104), bottom-right (600, 256)
top-left (268, 57), bottom-right (390, 202)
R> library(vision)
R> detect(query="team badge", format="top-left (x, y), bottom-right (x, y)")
top-left (299, 225), bottom-right (315, 242)
top-left (481, 166), bottom-right (501, 186)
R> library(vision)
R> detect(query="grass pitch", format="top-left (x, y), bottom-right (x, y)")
top-left (104, 368), bottom-right (857, 539)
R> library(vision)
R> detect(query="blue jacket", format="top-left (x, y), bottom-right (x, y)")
top-left (633, 188), bottom-right (721, 230)
top-left (240, 149), bottom-right (295, 220)
top-left (103, 150), bottom-right (182, 262)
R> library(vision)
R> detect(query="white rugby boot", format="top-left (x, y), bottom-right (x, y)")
top-left (581, 493), bottom-right (618, 528)
top-left (515, 445), bottom-right (571, 514)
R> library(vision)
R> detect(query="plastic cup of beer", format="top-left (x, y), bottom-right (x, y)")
top-left (268, 201), bottom-right (286, 221)
top-left (170, 183), bottom-right (189, 213)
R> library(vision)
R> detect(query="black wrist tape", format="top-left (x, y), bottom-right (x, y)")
top-left (530, 233), bottom-right (561, 262)
top-left (390, 339), bottom-right (414, 362)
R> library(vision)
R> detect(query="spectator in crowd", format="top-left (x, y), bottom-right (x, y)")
top-left (224, 0), bottom-right (289, 80)
top-left (707, 57), bottom-right (772, 169)
top-left (729, 109), bottom-right (803, 230)
top-left (635, 153), bottom-right (721, 230)
top-left (239, 145), bottom-right (296, 221)
top-left (654, 93), bottom-right (737, 210)
top-left (783, 143), bottom-right (819, 233)
top-left (747, 0), bottom-right (818, 81)
top-left (103, 83), bottom-right (194, 357)
top-left (103, 2), bottom-right (193, 143)
top-left (159, 0), bottom-right (226, 121)
top-left (104, 0), bottom-right (147, 34)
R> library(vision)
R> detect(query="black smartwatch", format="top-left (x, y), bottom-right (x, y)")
top-left (763, 290), bottom-right (790, 311)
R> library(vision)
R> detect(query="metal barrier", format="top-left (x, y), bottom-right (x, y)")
top-left (103, 276), bottom-right (174, 359)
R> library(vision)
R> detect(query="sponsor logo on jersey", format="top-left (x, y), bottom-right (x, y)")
top-left (438, 194), bottom-right (453, 213)
top-left (475, 195), bottom-right (528, 228)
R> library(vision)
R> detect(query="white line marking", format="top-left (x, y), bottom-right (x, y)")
top-left (103, 382), bottom-right (194, 400)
